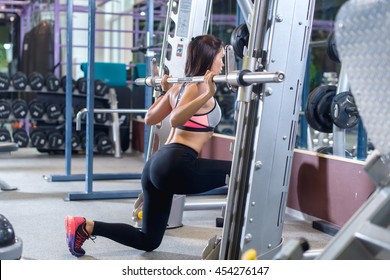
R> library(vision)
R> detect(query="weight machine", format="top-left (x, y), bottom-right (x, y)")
top-left (138, 0), bottom-right (315, 259)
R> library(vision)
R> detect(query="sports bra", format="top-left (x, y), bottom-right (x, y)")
top-left (174, 83), bottom-right (222, 132)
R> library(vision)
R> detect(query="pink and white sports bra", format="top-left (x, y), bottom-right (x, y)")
top-left (175, 83), bottom-right (222, 132)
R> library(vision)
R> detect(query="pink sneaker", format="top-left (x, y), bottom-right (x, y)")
top-left (65, 216), bottom-right (92, 257)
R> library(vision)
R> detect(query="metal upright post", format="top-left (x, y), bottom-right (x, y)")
top-left (65, 0), bottom-right (74, 176)
top-left (84, 0), bottom-right (97, 194)
top-left (143, 0), bottom-right (154, 162)
top-left (218, 0), bottom-right (315, 260)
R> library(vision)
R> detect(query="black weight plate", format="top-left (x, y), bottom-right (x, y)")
top-left (305, 85), bottom-right (337, 133)
top-left (331, 91), bottom-right (360, 129)
top-left (230, 23), bottom-right (249, 59)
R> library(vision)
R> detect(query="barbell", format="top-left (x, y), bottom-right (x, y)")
top-left (135, 70), bottom-right (285, 88)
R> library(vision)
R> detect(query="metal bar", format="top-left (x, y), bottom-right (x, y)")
top-left (184, 201), bottom-right (226, 211)
top-left (85, 0), bottom-right (97, 194)
top-left (45, 173), bottom-right (142, 182)
top-left (59, 27), bottom-right (145, 34)
top-left (65, 0), bottom-right (73, 176)
top-left (75, 108), bottom-right (148, 131)
top-left (135, 71), bottom-right (285, 87)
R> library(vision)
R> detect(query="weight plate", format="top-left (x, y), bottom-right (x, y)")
top-left (331, 91), bottom-right (360, 129)
top-left (305, 85), bottom-right (337, 133)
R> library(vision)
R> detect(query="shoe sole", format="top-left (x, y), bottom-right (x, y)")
top-left (65, 216), bottom-right (84, 257)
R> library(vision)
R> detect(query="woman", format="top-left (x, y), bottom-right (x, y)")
top-left (65, 35), bottom-right (232, 256)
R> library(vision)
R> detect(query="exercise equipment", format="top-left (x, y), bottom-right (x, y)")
top-left (12, 128), bottom-right (29, 148)
top-left (28, 72), bottom-right (44, 90)
top-left (61, 76), bottom-right (76, 92)
top-left (0, 214), bottom-right (23, 260)
top-left (0, 99), bottom-right (11, 119)
top-left (95, 79), bottom-right (108, 96)
top-left (71, 133), bottom-right (80, 149)
top-left (47, 130), bottom-right (64, 149)
top-left (326, 31), bottom-right (340, 64)
top-left (0, 128), bottom-right (11, 142)
top-left (305, 85), bottom-right (337, 133)
top-left (0, 73), bottom-right (10, 90)
top-left (30, 129), bottom-right (47, 149)
top-left (230, 23), bottom-right (250, 59)
top-left (29, 99), bottom-right (46, 119)
top-left (46, 103), bottom-right (62, 120)
top-left (76, 77), bottom-right (87, 94)
top-left (135, 70), bottom-right (285, 88)
top-left (45, 73), bottom-right (61, 92)
top-left (94, 131), bottom-right (112, 153)
top-left (11, 99), bottom-right (29, 119)
top-left (11, 72), bottom-right (27, 90)
top-left (331, 91), bottom-right (359, 129)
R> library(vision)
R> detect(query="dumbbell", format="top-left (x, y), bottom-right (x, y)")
top-left (95, 80), bottom-right (108, 96)
top-left (46, 103), bottom-right (62, 120)
top-left (47, 130), bottom-right (64, 149)
top-left (29, 99), bottom-right (46, 119)
top-left (12, 128), bottom-right (29, 147)
top-left (11, 99), bottom-right (28, 119)
top-left (71, 133), bottom-right (81, 150)
top-left (0, 128), bottom-right (11, 142)
top-left (0, 73), bottom-right (10, 90)
top-left (30, 129), bottom-right (47, 148)
top-left (45, 73), bottom-right (61, 92)
top-left (94, 108), bottom-right (108, 124)
top-left (28, 72), bottom-right (44, 90)
top-left (11, 72), bottom-right (28, 90)
top-left (61, 76), bottom-right (76, 92)
top-left (94, 131), bottom-right (112, 153)
top-left (76, 77), bottom-right (87, 94)
top-left (79, 131), bottom-right (86, 150)
top-left (0, 99), bottom-right (11, 119)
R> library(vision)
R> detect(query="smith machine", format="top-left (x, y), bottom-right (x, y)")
top-left (137, 0), bottom-right (315, 259)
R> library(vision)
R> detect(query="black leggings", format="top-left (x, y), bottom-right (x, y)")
top-left (92, 143), bottom-right (232, 251)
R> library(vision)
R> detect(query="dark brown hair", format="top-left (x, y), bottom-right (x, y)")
top-left (184, 35), bottom-right (223, 77)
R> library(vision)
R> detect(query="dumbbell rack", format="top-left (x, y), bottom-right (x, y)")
top-left (0, 84), bottom-right (116, 155)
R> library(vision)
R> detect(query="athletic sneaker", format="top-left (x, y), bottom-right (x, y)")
top-left (65, 216), bottom-right (93, 257)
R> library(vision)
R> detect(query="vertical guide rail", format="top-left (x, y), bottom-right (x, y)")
top-left (65, 0), bottom-right (74, 176)
top-left (220, 0), bottom-right (271, 260)
top-left (143, 0), bottom-right (154, 162)
top-left (145, 0), bottom-right (174, 162)
top-left (219, 0), bottom-right (315, 260)
top-left (85, 0), bottom-right (97, 193)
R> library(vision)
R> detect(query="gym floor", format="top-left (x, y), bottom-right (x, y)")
top-left (0, 148), bottom-right (332, 260)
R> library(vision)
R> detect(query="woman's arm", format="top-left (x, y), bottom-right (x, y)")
top-left (144, 92), bottom-right (172, 125)
top-left (169, 71), bottom-right (217, 127)
top-left (144, 75), bottom-right (174, 125)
